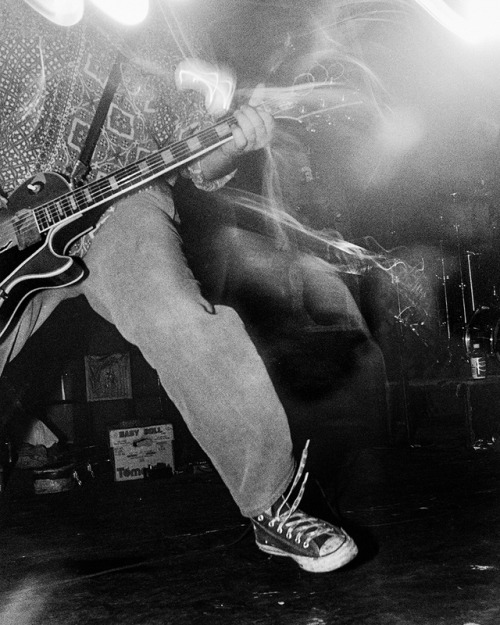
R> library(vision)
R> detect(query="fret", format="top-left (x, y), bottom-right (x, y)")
top-left (186, 136), bottom-right (202, 153)
top-left (160, 150), bottom-right (175, 166)
top-left (80, 184), bottom-right (102, 205)
top-left (90, 182), bottom-right (111, 203)
top-left (170, 142), bottom-right (186, 162)
top-left (99, 179), bottom-right (113, 199)
top-left (35, 205), bottom-right (51, 231)
top-left (39, 199), bottom-right (68, 229)
top-left (214, 121), bottom-right (232, 139)
top-left (200, 130), bottom-right (216, 149)
top-left (114, 165), bottom-right (138, 184)
top-left (55, 200), bottom-right (66, 219)
top-left (67, 195), bottom-right (78, 215)
top-left (83, 187), bottom-right (93, 204)
top-left (91, 188), bottom-right (107, 203)
top-left (60, 196), bottom-right (77, 217)
top-left (29, 117), bottom-right (235, 236)
top-left (78, 181), bottom-right (101, 208)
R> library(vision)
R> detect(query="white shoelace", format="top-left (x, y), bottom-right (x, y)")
top-left (262, 440), bottom-right (341, 548)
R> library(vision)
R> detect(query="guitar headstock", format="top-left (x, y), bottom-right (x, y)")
top-left (176, 58), bottom-right (373, 127)
top-left (243, 82), bottom-right (369, 125)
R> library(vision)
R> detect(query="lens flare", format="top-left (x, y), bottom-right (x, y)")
top-left (22, 0), bottom-right (83, 26)
top-left (175, 59), bottom-right (236, 116)
top-left (414, 0), bottom-right (500, 43)
top-left (89, 0), bottom-right (149, 26)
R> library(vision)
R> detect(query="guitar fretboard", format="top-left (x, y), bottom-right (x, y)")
top-left (33, 116), bottom-right (236, 233)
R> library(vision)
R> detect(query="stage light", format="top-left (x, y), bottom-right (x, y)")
top-left (462, 0), bottom-right (500, 43)
top-left (22, 0), bottom-right (84, 26)
top-left (175, 59), bottom-right (236, 115)
top-left (89, 0), bottom-right (149, 25)
top-left (23, 0), bottom-right (149, 26)
top-left (414, 0), bottom-right (500, 43)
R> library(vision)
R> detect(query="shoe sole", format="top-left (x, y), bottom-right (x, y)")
top-left (256, 535), bottom-right (358, 573)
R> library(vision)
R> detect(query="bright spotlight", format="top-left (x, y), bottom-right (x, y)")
top-left (462, 0), bottom-right (500, 43)
top-left (414, 0), bottom-right (500, 43)
top-left (23, 0), bottom-right (84, 26)
top-left (89, 0), bottom-right (149, 25)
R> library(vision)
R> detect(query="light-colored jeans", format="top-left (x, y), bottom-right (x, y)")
top-left (0, 182), bottom-right (295, 518)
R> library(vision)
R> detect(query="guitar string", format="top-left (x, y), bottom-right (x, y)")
top-left (11, 83), bottom-right (366, 236)
top-left (13, 116), bottom-right (237, 236)
top-left (40, 118), bottom-right (236, 226)
top-left (12, 91), bottom-right (314, 236)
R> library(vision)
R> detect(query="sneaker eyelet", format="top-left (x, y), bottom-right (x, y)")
top-left (257, 515), bottom-right (264, 521)
top-left (268, 520), bottom-right (275, 528)
top-left (295, 537), bottom-right (301, 544)
top-left (277, 527), bottom-right (283, 534)
top-left (303, 541), bottom-right (310, 548)
top-left (286, 531), bottom-right (293, 539)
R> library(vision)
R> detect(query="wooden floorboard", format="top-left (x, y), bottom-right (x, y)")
top-left (1, 445), bottom-right (500, 624)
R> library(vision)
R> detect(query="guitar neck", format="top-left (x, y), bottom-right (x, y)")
top-left (33, 115), bottom-right (236, 233)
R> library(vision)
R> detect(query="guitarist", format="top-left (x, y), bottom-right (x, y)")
top-left (0, 0), bottom-right (358, 573)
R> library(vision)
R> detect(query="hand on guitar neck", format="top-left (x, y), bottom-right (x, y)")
top-left (199, 104), bottom-right (275, 181)
top-left (174, 58), bottom-right (275, 181)
top-left (0, 63), bottom-right (331, 342)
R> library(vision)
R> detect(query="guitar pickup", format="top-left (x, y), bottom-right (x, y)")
top-left (12, 209), bottom-right (42, 250)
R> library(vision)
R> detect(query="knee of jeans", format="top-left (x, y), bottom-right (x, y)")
top-left (149, 297), bottom-right (217, 338)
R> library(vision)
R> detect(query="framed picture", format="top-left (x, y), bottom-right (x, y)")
top-left (85, 352), bottom-right (132, 401)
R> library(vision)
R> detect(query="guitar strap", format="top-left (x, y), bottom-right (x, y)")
top-left (71, 50), bottom-right (126, 185)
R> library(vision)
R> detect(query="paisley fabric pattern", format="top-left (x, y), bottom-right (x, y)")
top-left (0, 0), bottom-right (211, 194)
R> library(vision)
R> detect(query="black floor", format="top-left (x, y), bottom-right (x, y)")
top-left (1, 441), bottom-right (500, 625)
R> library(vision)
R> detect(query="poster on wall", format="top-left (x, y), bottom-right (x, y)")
top-left (85, 352), bottom-right (132, 402)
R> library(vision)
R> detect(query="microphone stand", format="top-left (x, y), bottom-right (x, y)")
top-left (466, 250), bottom-right (478, 315)
top-left (439, 240), bottom-right (452, 345)
top-left (454, 223), bottom-right (469, 328)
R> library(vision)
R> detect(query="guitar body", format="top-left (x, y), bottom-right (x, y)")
top-left (0, 173), bottom-right (93, 339)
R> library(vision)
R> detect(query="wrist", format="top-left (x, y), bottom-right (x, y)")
top-left (201, 145), bottom-right (238, 180)
top-left (220, 141), bottom-right (240, 161)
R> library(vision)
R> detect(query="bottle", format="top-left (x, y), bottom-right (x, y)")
top-left (470, 343), bottom-right (487, 379)
top-left (491, 286), bottom-right (500, 308)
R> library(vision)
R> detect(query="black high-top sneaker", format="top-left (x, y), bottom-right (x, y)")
top-left (252, 441), bottom-right (358, 573)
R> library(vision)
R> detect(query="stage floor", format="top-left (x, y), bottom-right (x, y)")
top-left (1, 444), bottom-right (500, 625)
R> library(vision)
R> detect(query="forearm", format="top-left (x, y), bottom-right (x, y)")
top-left (197, 142), bottom-right (240, 181)
top-left (197, 104), bottom-right (275, 181)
